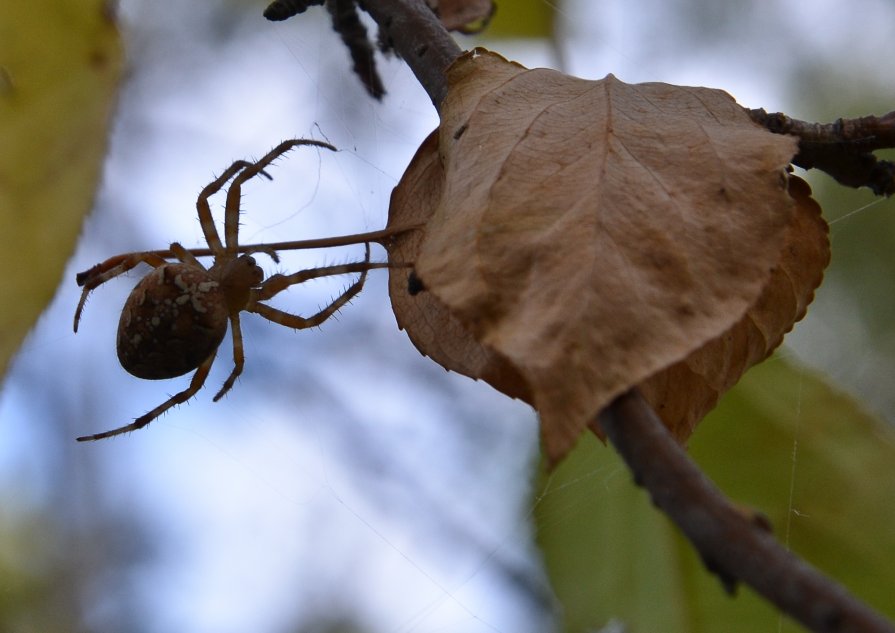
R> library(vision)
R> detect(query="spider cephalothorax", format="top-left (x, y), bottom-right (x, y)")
top-left (74, 139), bottom-right (391, 441)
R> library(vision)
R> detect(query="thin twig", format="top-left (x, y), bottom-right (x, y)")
top-left (327, 0), bottom-right (386, 99)
top-left (358, 0), bottom-right (462, 110)
top-left (263, 0), bottom-right (325, 21)
top-left (267, 2), bottom-right (895, 629)
top-left (264, 0), bottom-right (462, 108)
top-left (749, 109), bottom-right (895, 196)
top-left (596, 389), bottom-right (895, 633)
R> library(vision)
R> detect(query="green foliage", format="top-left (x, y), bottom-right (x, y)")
top-left (535, 358), bottom-right (895, 632)
top-left (487, 0), bottom-right (555, 39)
top-left (0, 0), bottom-right (123, 381)
top-left (0, 513), bottom-right (68, 633)
top-left (799, 165), bottom-right (895, 400)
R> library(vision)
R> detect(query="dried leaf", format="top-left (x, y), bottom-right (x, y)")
top-left (425, 0), bottom-right (495, 34)
top-left (635, 176), bottom-right (830, 442)
top-left (387, 131), bottom-right (531, 402)
top-left (390, 49), bottom-right (816, 463)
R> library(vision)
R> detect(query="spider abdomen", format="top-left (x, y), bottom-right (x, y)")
top-left (117, 264), bottom-right (230, 380)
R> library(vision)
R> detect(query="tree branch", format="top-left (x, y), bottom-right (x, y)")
top-left (358, 0), bottom-right (462, 110)
top-left (596, 389), bottom-right (895, 633)
top-left (265, 3), bottom-right (895, 630)
top-left (749, 109), bottom-right (895, 196)
top-left (264, 0), bottom-right (462, 106)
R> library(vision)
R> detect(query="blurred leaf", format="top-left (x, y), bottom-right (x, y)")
top-left (796, 164), bottom-right (895, 403)
top-left (0, 513), bottom-right (68, 633)
top-left (428, 0), bottom-right (495, 33)
top-left (535, 357), bottom-right (895, 632)
top-left (486, 0), bottom-right (554, 38)
top-left (782, 69), bottom-right (895, 420)
top-left (0, 0), bottom-right (124, 382)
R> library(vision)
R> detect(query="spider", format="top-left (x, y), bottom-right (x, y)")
top-left (74, 139), bottom-right (400, 442)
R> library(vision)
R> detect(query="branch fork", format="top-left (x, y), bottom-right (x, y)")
top-left (268, 2), bottom-right (895, 630)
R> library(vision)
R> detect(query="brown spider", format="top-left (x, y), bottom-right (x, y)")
top-left (74, 139), bottom-right (395, 442)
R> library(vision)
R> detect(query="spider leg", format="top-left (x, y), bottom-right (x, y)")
top-left (76, 352), bottom-right (216, 441)
top-left (170, 242), bottom-right (207, 269)
top-left (213, 313), bottom-right (245, 402)
top-left (222, 139), bottom-right (337, 258)
top-left (248, 244), bottom-right (373, 329)
top-left (245, 244), bottom-right (280, 264)
top-left (74, 251), bottom-right (169, 332)
top-left (196, 159), bottom-right (256, 256)
top-left (250, 244), bottom-right (381, 303)
top-left (250, 260), bottom-right (388, 302)
top-left (250, 294), bottom-right (355, 330)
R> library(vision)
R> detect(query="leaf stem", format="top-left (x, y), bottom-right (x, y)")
top-left (596, 389), bottom-right (895, 633)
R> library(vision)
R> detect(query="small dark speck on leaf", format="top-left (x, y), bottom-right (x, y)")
top-left (408, 271), bottom-right (426, 295)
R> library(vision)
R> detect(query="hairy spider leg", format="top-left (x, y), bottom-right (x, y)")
top-left (213, 246), bottom-right (379, 401)
top-left (212, 312), bottom-right (246, 402)
top-left (168, 242), bottom-right (207, 268)
top-left (250, 260), bottom-right (385, 303)
top-left (74, 242), bottom-right (210, 332)
top-left (195, 159), bottom-right (257, 257)
top-left (247, 243), bottom-right (374, 329)
top-left (74, 251), bottom-right (169, 332)
top-left (221, 139), bottom-right (337, 259)
top-left (76, 351), bottom-right (217, 441)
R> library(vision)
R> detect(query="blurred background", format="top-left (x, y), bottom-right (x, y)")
top-left (1, 1), bottom-right (893, 631)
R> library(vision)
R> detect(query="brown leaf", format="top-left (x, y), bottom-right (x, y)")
top-left (387, 131), bottom-right (531, 402)
top-left (425, 0), bottom-right (495, 34)
top-left (390, 49), bottom-right (811, 463)
top-left (634, 175), bottom-right (830, 442)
